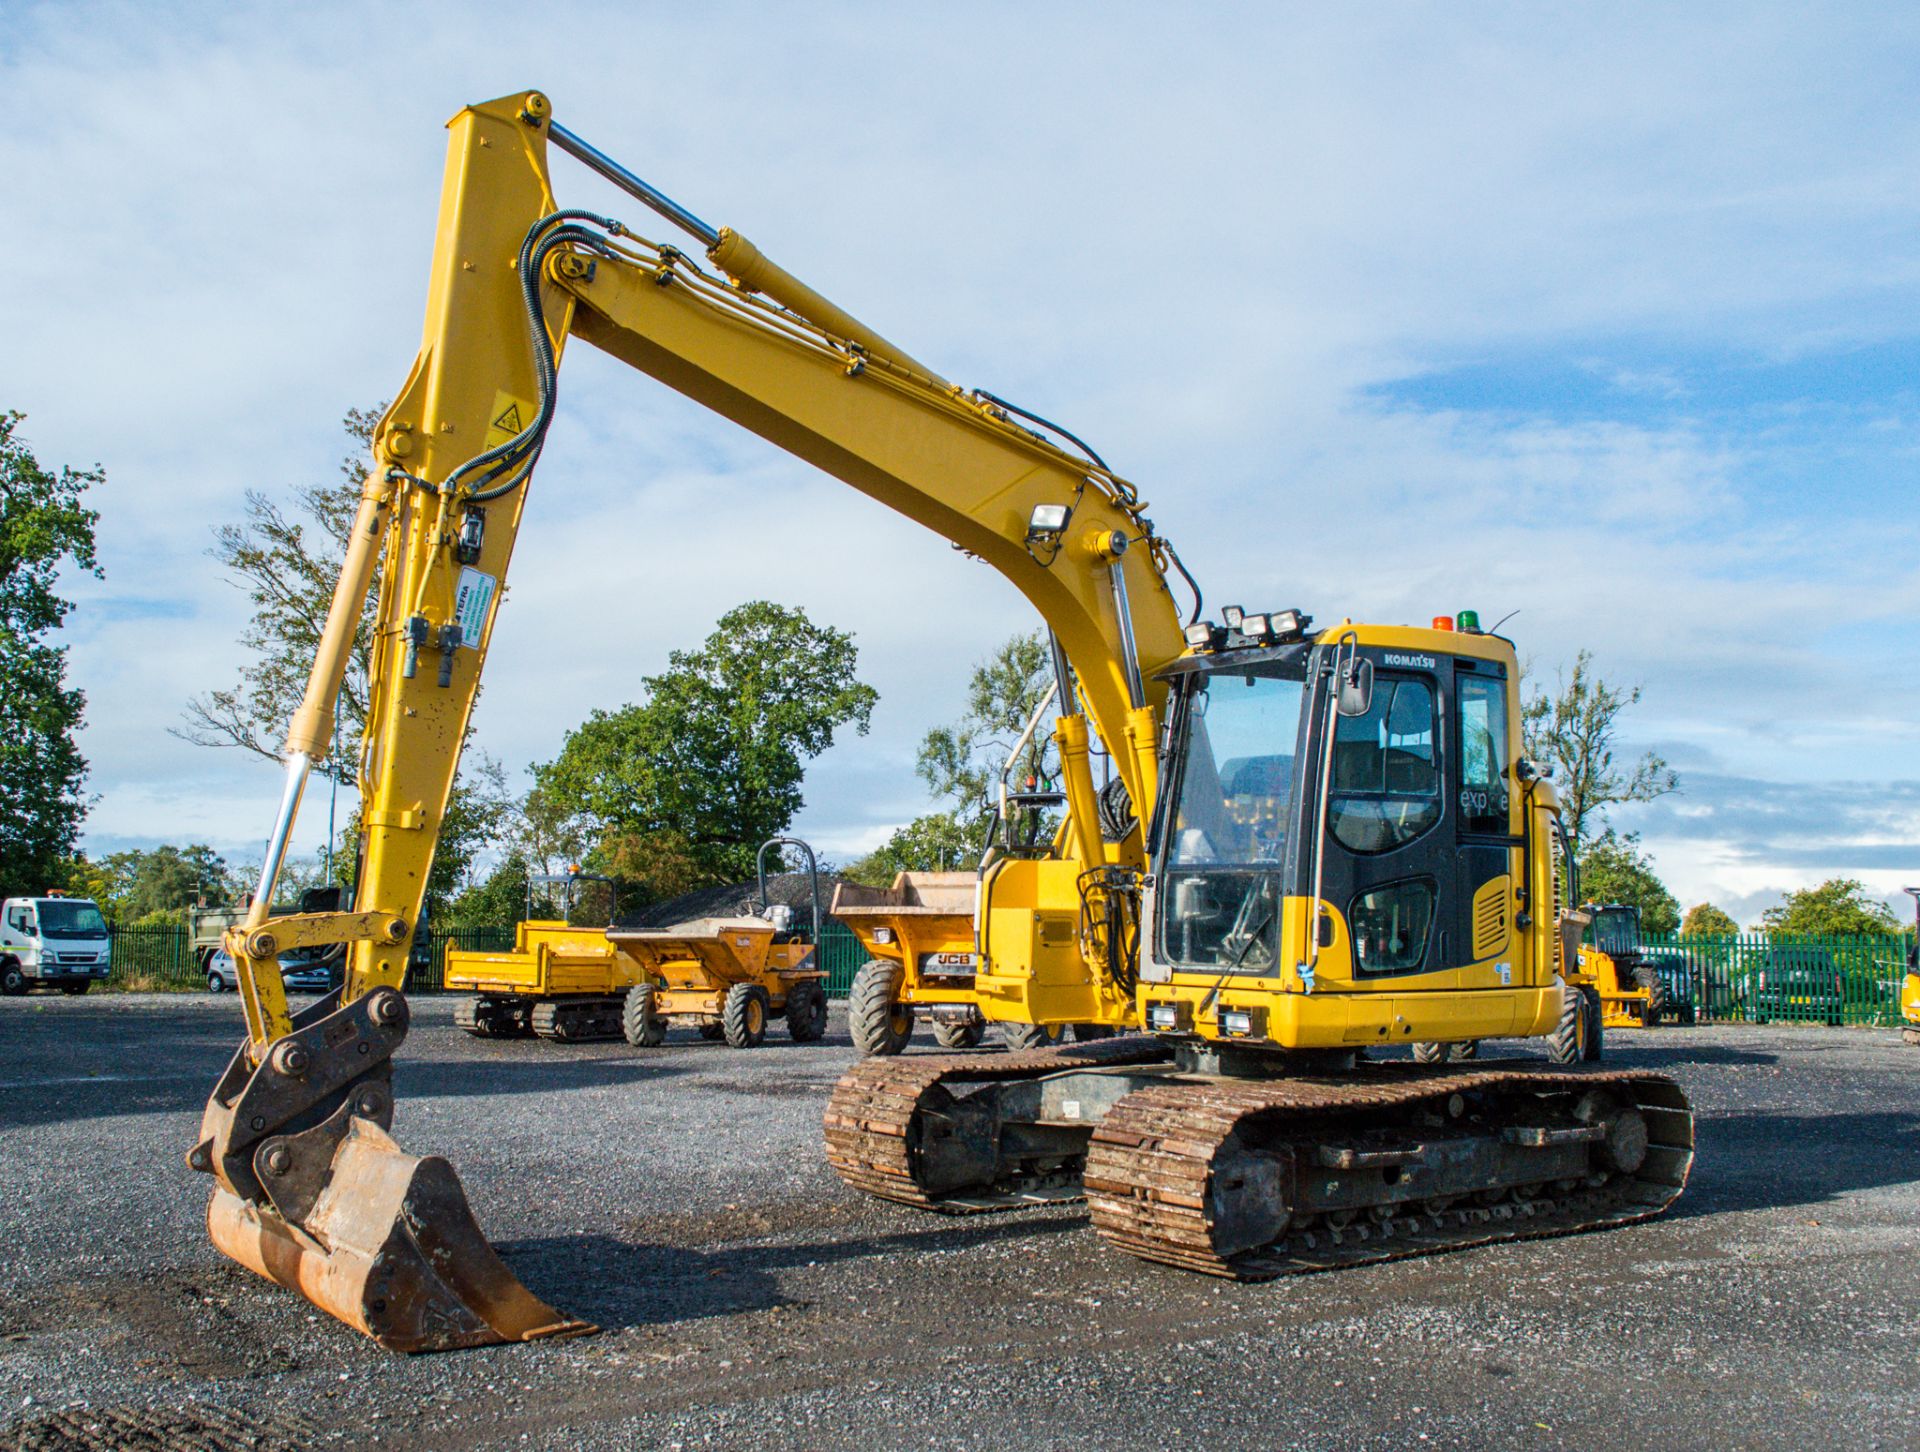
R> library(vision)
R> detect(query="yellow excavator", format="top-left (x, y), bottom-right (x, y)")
top-left (191, 91), bottom-right (1694, 1352)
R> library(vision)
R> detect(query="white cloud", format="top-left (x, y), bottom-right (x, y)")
top-left (2, 2), bottom-right (1916, 907)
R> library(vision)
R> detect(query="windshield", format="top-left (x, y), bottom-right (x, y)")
top-left (1157, 664), bottom-right (1306, 970)
top-left (1164, 670), bottom-right (1305, 868)
top-left (37, 901), bottom-right (107, 936)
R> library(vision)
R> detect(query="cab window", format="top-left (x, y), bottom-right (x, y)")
top-left (1329, 676), bottom-right (1440, 854)
top-left (1457, 674), bottom-right (1509, 835)
top-left (1349, 879), bottom-right (1436, 974)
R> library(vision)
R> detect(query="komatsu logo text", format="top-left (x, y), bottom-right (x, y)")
top-left (1383, 653), bottom-right (1437, 669)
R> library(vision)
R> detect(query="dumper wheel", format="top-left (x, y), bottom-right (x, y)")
top-left (1582, 987), bottom-right (1605, 1062)
top-left (932, 1019), bottom-right (985, 1049)
top-left (999, 1021), bottom-right (1067, 1051)
top-left (623, 982), bottom-right (667, 1047)
top-left (1633, 966), bottom-right (1667, 1025)
top-left (723, 983), bottom-right (770, 1048)
top-left (1548, 977), bottom-right (1587, 1065)
top-left (785, 980), bottom-right (828, 1043)
top-left (850, 961), bottom-right (912, 1056)
top-left (1412, 1040), bottom-right (1478, 1062)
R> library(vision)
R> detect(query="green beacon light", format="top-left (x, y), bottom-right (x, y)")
top-left (1456, 609), bottom-right (1481, 634)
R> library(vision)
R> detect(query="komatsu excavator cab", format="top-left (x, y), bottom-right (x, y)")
top-left (1137, 613), bottom-right (1558, 1063)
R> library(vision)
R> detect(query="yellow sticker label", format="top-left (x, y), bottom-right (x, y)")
top-left (484, 389), bottom-right (534, 450)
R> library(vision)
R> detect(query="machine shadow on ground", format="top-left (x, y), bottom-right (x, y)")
top-left (1671, 1110), bottom-right (1920, 1218)
top-left (500, 1216), bottom-right (1086, 1330)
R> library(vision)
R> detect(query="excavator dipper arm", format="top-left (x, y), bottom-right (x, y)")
top-left (191, 90), bottom-right (1187, 1350)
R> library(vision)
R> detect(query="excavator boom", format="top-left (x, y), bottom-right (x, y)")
top-left (193, 91), bottom-right (1188, 1349)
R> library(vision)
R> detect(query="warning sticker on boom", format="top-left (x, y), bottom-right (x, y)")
top-left (484, 389), bottom-right (534, 450)
top-left (452, 567), bottom-right (497, 650)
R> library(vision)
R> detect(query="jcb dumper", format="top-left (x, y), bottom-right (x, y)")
top-left (605, 839), bottom-right (829, 1048)
top-left (831, 873), bottom-right (987, 1052)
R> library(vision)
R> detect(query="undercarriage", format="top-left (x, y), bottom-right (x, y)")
top-left (824, 1039), bottom-right (1693, 1275)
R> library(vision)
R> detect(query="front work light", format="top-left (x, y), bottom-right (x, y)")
top-left (1026, 502), bottom-right (1071, 545)
top-left (1221, 605), bottom-right (1245, 629)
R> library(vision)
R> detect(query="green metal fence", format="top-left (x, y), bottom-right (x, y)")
top-left (1634, 932), bottom-right (1912, 1027)
top-left (106, 925), bottom-right (203, 990)
top-left (819, 921), bottom-right (867, 998)
top-left (412, 925), bottom-right (516, 993)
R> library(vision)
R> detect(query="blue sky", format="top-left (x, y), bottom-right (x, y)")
top-left (3, 1), bottom-right (1916, 926)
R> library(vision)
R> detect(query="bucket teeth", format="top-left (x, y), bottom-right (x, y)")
top-left (208, 1119), bottom-right (595, 1353)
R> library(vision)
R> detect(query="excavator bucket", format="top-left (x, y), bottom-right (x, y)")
top-left (207, 1117), bottom-right (593, 1353)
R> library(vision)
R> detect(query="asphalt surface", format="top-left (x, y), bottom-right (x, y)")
top-left (0, 994), bottom-right (1914, 1451)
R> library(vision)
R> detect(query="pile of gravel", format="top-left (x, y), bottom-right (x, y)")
top-left (615, 870), bottom-right (852, 931)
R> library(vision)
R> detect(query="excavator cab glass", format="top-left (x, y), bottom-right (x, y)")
top-left (1154, 652), bottom-right (1309, 970)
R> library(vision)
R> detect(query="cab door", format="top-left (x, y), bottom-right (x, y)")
top-left (1309, 652), bottom-right (1457, 980)
top-left (1453, 657), bottom-right (1517, 971)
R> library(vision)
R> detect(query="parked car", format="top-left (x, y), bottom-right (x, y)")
top-left (1641, 946), bottom-right (1698, 1025)
top-left (1735, 946), bottom-right (1845, 1026)
top-left (205, 948), bottom-right (340, 996)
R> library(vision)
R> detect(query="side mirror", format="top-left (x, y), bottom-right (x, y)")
top-left (1335, 657), bottom-right (1374, 718)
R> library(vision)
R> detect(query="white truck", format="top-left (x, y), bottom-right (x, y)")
top-left (1, 895), bottom-right (113, 996)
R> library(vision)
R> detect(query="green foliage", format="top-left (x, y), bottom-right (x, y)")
top-left (1522, 649), bottom-right (1677, 846)
top-left (182, 405), bottom-right (506, 902)
top-left (1679, 902), bottom-right (1739, 938)
top-left (75, 843), bottom-right (230, 924)
top-left (1759, 878), bottom-right (1900, 937)
top-left (1576, 831), bottom-right (1679, 934)
top-left (0, 413), bottom-right (101, 900)
top-left (180, 406), bottom-right (382, 778)
top-left (844, 812), bottom-right (977, 886)
top-left (445, 850), bottom-right (533, 928)
top-left (915, 631), bottom-right (1055, 826)
top-left (536, 601), bottom-right (876, 887)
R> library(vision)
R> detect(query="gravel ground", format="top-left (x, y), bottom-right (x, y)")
top-left (0, 994), bottom-right (1914, 1451)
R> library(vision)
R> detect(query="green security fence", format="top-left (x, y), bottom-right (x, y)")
top-left (97, 921), bottom-right (875, 997)
top-left (1631, 933), bottom-right (1913, 1027)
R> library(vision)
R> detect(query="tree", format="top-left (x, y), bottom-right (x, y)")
top-left (181, 406), bottom-right (381, 776)
top-left (446, 850), bottom-right (533, 928)
top-left (915, 631), bottom-right (1056, 826)
top-left (1759, 879), bottom-right (1900, 937)
top-left (1522, 650), bottom-right (1677, 846)
top-left (0, 414), bottom-right (101, 900)
top-left (79, 844), bottom-right (230, 924)
top-left (844, 811), bottom-right (977, 886)
top-left (180, 405), bottom-right (501, 899)
top-left (847, 630), bottom-right (1059, 882)
top-left (536, 601), bottom-right (877, 887)
top-left (1577, 831), bottom-right (1679, 934)
top-left (1679, 902), bottom-right (1739, 938)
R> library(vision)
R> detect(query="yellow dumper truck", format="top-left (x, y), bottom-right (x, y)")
top-left (444, 871), bottom-right (644, 1041)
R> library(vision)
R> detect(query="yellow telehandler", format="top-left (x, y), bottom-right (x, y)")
top-left (191, 92), bottom-right (1692, 1352)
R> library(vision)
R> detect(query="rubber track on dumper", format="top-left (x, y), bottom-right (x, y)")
top-left (1084, 1061), bottom-right (1692, 1279)
top-left (823, 1035), bottom-right (1174, 1211)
